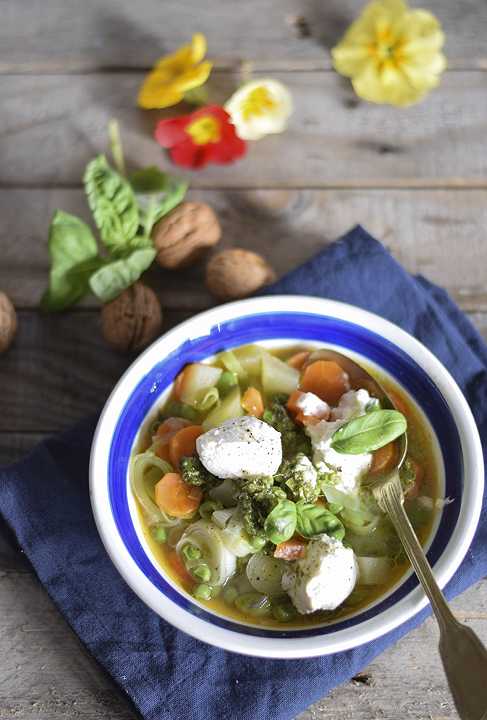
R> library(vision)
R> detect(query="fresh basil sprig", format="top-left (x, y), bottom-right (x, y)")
top-left (264, 500), bottom-right (297, 544)
top-left (41, 211), bottom-right (102, 311)
top-left (89, 247), bottom-right (157, 303)
top-left (42, 123), bottom-right (187, 311)
top-left (331, 409), bottom-right (407, 455)
top-left (84, 155), bottom-right (140, 253)
top-left (296, 502), bottom-right (345, 540)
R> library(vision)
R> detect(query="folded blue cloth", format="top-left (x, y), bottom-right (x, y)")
top-left (0, 226), bottom-right (486, 720)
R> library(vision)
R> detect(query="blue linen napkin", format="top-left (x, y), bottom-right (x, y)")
top-left (0, 225), bottom-right (486, 720)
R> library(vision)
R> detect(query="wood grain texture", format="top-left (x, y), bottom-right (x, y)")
top-left (0, 566), bottom-right (485, 720)
top-left (1, 187), bottom-right (486, 311)
top-left (1, 0), bottom-right (486, 72)
top-left (1, 71), bottom-right (487, 188)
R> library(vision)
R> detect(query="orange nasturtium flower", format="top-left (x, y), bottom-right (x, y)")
top-left (332, 0), bottom-right (446, 107)
top-left (138, 33), bottom-right (212, 109)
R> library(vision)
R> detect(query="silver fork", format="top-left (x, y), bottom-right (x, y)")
top-left (372, 471), bottom-right (487, 720)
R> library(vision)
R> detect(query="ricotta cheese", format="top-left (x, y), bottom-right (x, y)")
top-left (282, 534), bottom-right (358, 613)
top-left (295, 392), bottom-right (330, 419)
top-left (196, 416), bottom-right (282, 479)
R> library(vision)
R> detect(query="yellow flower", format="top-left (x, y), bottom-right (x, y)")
top-left (138, 33), bottom-right (212, 109)
top-left (332, 0), bottom-right (446, 107)
top-left (225, 79), bottom-right (293, 140)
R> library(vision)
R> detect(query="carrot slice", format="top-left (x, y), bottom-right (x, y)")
top-left (168, 425), bottom-right (204, 469)
top-left (388, 389), bottom-right (409, 417)
top-left (287, 351), bottom-right (310, 370)
top-left (404, 459), bottom-right (424, 500)
top-left (241, 387), bottom-right (264, 417)
top-left (166, 549), bottom-right (194, 587)
top-left (370, 442), bottom-right (398, 475)
top-left (154, 417), bottom-right (191, 461)
top-left (274, 538), bottom-right (307, 561)
top-left (300, 360), bottom-right (350, 405)
top-left (155, 472), bottom-right (203, 518)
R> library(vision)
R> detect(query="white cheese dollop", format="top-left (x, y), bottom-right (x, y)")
top-left (296, 392), bottom-right (330, 419)
top-left (196, 416), bottom-right (282, 479)
top-left (306, 389), bottom-right (373, 494)
top-left (294, 453), bottom-right (318, 489)
top-left (282, 534), bottom-right (358, 614)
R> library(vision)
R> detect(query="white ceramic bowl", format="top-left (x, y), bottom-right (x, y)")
top-left (90, 296), bottom-right (484, 658)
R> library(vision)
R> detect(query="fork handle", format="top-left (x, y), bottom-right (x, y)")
top-left (378, 473), bottom-right (487, 720)
top-left (377, 474), bottom-right (455, 628)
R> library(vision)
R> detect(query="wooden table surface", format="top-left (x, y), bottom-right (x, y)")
top-left (1, 1), bottom-right (486, 718)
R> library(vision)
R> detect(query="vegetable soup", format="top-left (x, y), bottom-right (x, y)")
top-left (131, 343), bottom-right (440, 628)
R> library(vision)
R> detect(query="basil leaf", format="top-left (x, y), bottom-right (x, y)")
top-left (331, 409), bottom-right (407, 455)
top-left (41, 210), bottom-right (101, 311)
top-left (264, 500), bottom-right (297, 544)
top-left (296, 502), bottom-right (345, 540)
top-left (130, 166), bottom-right (170, 193)
top-left (84, 155), bottom-right (139, 252)
top-left (89, 247), bottom-right (156, 303)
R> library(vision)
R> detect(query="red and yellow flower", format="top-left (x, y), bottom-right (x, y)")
top-left (155, 105), bottom-right (246, 169)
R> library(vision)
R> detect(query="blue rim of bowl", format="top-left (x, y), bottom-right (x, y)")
top-left (108, 311), bottom-right (462, 639)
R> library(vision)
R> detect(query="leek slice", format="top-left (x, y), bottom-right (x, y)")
top-left (202, 386), bottom-right (243, 429)
top-left (176, 520), bottom-right (236, 585)
top-left (130, 451), bottom-right (179, 527)
top-left (246, 553), bottom-right (286, 595)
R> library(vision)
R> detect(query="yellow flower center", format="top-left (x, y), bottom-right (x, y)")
top-left (240, 86), bottom-right (277, 121)
top-left (369, 25), bottom-right (405, 67)
top-left (186, 116), bottom-right (221, 145)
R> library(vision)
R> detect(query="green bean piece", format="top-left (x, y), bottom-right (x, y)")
top-left (235, 592), bottom-right (272, 617)
top-left (150, 525), bottom-right (167, 544)
top-left (223, 586), bottom-right (238, 606)
top-left (164, 401), bottom-right (201, 424)
top-left (217, 370), bottom-right (239, 396)
top-left (192, 563), bottom-right (211, 582)
top-left (271, 600), bottom-right (297, 623)
top-left (193, 583), bottom-right (212, 601)
top-left (182, 544), bottom-right (202, 562)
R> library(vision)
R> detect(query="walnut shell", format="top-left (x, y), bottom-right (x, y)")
top-left (152, 202), bottom-right (221, 270)
top-left (101, 282), bottom-right (162, 353)
top-left (205, 249), bottom-right (276, 300)
top-left (0, 292), bottom-right (17, 353)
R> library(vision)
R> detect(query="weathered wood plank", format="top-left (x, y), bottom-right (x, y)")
top-left (0, 566), bottom-right (485, 719)
top-left (1, 188), bottom-right (486, 312)
top-left (0, 306), bottom-right (485, 435)
top-left (1, 0), bottom-right (486, 72)
top-left (1, 72), bottom-right (487, 187)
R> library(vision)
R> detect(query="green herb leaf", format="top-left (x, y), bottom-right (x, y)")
top-left (84, 155), bottom-right (139, 252)
top-left (131, 169), bottom-right (188, 236)
top-left (296, 502), bottom-right (345, 540)
top-left (264, 500), bottom-right (297, 544)
top-left (89, 247), bottom-right (156, 303)
top-left (41, 210), bottom-right (101, 311)
top-left (330, 409), bottom-right (407, 455)
top-left (130, 166), bottom-right (170, 193)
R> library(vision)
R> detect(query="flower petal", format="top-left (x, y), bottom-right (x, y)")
top-left (191, 33), bottom-right (207, 63)
top-left (170, 61), bottom-right (213, 93)
top-left (154, 116), bottom-right (189, 148)
top-left (138, 74), bottom-right (184, 109)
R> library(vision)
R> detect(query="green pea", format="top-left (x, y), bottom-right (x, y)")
top-left (192, 563), bottom-right (211, 582)
top-left (150, 525), bottom-right (167, 544)
top-left (217, 371), bottom-right (239, 396)
top-left (249, 535), bottom-right (267, 552)
top-left (271, 600), bottom-right (297, 623)
top-left (223, 586), bottom-right (238, 606)
top-left (193, 583), bottom-right (212, 601)
top-left (235, 592), bottom-right (272, 617)
top-left (182, 544), bottom-right (201, 562)
top-left (199, 500), bottom-right (220, 519)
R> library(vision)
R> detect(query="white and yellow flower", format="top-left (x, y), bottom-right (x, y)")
top-left (225, 79), bottom-right (293, 140)
top-left (332, 0), bottom-right (446, 107)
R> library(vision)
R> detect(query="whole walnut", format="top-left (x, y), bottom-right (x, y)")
top-left (0, 291), bottom-right (17, 354)
top-left (152, 202), bottom-right (221, 270)
top-left (205, 248), bottom-right (276, 300)
top-left (101, 283), bottom-right (162, 353)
